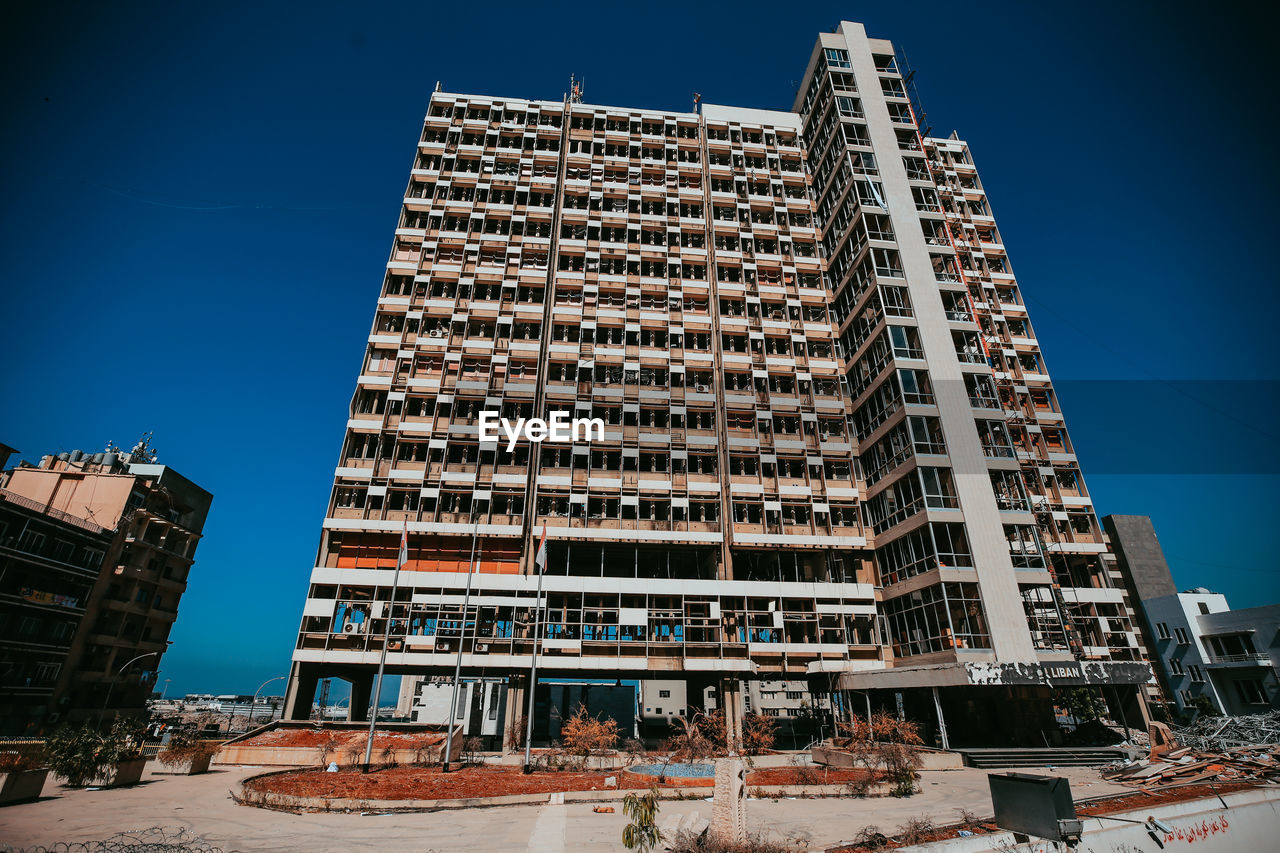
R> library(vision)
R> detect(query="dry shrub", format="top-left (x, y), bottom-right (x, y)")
top-left (743, 713), bottom-right (777, 756)
top-left (787, 754), bottom-right (821, 785)
top-left (896, 815), bottom-right (935, 846)
top-left (622, 738), bottom-right (646, 763)
top-left (462, 736), bottom-right (485, 765)
top-left (850, 825), bottom-right (889, 850)
top-left (698, 709), bottom-right (729, 753)
top-left (560, 705), bottom-right (619, 765)
top-left (837, 712), bottom-right (923, 797)
top-left (156, 730), bottom-right (219, 768)
top-left (663, 714), bottom-right (714, 765)
top-left (667, 829), bottom-right (804, 853)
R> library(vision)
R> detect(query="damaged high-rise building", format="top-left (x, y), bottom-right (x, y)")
top-left (284, 21), bottom-right (1154, 749)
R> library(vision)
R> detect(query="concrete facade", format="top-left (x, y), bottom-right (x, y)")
top-left (283, 20), bottom-right (1153, 750)
top-left (1, 444), bottom-right (212, 729)
top-left (0, 485), bottom-right (113, 733)
top-left (1146, 590), bottom-right (1280, 715)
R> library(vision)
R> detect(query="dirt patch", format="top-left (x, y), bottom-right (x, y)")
top-left (243, 764), bottom-right (877, 801)
top-left (1076, 780), bottom-right (1257, 816)
top-left (828, 781), bottom-right (1262, 852)
top-left (746, 767), bottom-right (872, 787)
top-left (247, 766), bottom-right (630, 800)
top-left (235, 728), bottom-right (444, 749)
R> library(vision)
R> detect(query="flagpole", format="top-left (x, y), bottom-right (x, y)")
top-left (442, 507), bottom-right (482, 772)
top-left (364, 520), bottom-right (408, 770)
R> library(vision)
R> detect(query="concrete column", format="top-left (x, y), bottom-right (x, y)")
top-left (348, 674), bottom-right (373, 723)
top-left (720, 677), bottom-right (745, 753)
top-left (931, 686), bottom-right (950, 750)
top-left (503, 676), bottom-right (526, 754)
top-left (283, 665), bottom-right (319, 721)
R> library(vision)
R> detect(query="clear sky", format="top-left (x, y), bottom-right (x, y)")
top-left (2, 1), bottom-right (1276, 697)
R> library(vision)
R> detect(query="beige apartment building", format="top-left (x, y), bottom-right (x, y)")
top-left (284, 21), bottom-right (1152, 750)
top-left (2, 443), bottom-right (212, 728)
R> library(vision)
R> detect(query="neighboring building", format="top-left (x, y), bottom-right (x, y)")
top-left (0, 482), bottom-right (113, 734)
top-left (1140, 591), bottom-right (1278, 716)
top-left (400, 675), bottom-right (507, 742)
top-left (1104, 514), bottom-right (1279, 717)
top-left (284, 20), bottom-right (1152, 750)
top-left (1, 442), bottom-right (213, 728)
top-left (639, 679), bottom-right (693, 733)
top-left (743, 679), bottom-right (830, 735)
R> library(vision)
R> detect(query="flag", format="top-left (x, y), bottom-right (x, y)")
top-left (534, 525), bottom-right (548, 573)
top-left (398, 522), bottom-right (409, 568)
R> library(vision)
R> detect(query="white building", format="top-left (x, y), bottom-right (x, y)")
top-left (1143, 589), bottom-right (1280, 716)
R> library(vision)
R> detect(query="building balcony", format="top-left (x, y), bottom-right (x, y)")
top-left (1204, 653), bottom-right (1273, 667)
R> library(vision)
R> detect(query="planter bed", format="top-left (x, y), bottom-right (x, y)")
top-left (241, 763), bottom-right (878, 802)
top-left (0, 768), bottom-right (49, 805)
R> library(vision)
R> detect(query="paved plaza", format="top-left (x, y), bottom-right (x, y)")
top-left (0, 765), bottom-right (1129, 852)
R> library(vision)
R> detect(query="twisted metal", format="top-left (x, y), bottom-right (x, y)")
top-left (2, 827), bottom-right (242, 853)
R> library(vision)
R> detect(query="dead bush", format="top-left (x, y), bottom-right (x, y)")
top-left (787, 754), bottom-right (821, 785)
top-left (666, 828), bottom-right (804, 853)
top-left (560, 705), bottom-right (619, 767)
top-left (462, 736), bottom-right (485, 766)
top-left (837, 712), bottom-right (922, 796)
top-left (743, 713), bottom-right (777, 756)
top-left (896, 815), bottom-right (936, 846)
top-left (849, 825), bottom-right (889, 850)
top-left (663, 715), bottom-right (714, 765)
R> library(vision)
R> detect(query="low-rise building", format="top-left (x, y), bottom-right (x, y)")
top-left (1104, 514), bottom-right (1279, 717)
top-left (1144, 591), bottom-right (1279, 716)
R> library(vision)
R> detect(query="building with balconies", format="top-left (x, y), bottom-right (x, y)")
top-left (1, 442), bottom-right (212, 728)
top-left (0, 466), bottom-right (113, 734)
top-left (283, 21), bottom-right (1154, 750)
top-left (1106, 512), bottom-right (1278, 716)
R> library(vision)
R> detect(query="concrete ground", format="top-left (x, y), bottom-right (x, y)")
top-left (0, 765), bottom-right (1129, 852)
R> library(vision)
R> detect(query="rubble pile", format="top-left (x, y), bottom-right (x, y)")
top-left (1103, 743), bottom-right (1280, 789)
top-left (1171, 710), bottom-right (1280, 751)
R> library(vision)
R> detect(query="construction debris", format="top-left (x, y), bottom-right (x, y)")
top-left (1170, 711), bottom-right (1280, 752)
top-left (1102, 743), bottom-right (1280, 789)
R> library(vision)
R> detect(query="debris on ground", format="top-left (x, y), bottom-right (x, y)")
top-left (1101, 743), bottom-right (1280, 788)
top-left (1061, 720), bottom-right (1127, 747)
top-left (1171, 710), bottom-right (1280, 751)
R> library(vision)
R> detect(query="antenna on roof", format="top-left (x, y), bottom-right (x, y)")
top-left (897, 49), bottom-right (932, 139)
top-left (569, 74), bottom-right (583, 104)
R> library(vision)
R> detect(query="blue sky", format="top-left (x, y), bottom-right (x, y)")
top-left (2, 1), bottom-right (1276, 696)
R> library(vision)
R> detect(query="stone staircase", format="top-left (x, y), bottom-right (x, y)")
top-left (957, 746), bottom-right (1130, 768)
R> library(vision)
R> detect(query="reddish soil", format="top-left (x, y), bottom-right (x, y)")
top-left (829, 781), bottom-right (1263, 852)
top-left (243, 764), bottom-right (876, 801)
top-left (746, 767), bottom-right (872, 787)
top-left (248, 766), bottom-right (634, 800)
top-left (236, 728), bottom-right (444, 749)
top-left (1075, 780), bottom-right (1257, 816)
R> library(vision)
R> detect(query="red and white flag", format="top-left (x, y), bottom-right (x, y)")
top-left (534, 525), bottom-right (548, 573)
top-left (398, 522), bottom-right (409, 568)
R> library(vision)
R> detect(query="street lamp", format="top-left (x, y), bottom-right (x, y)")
top-left (251, 676), bottom-right (288, 726)
top-left (98, 643), bottom-right (170, 727)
